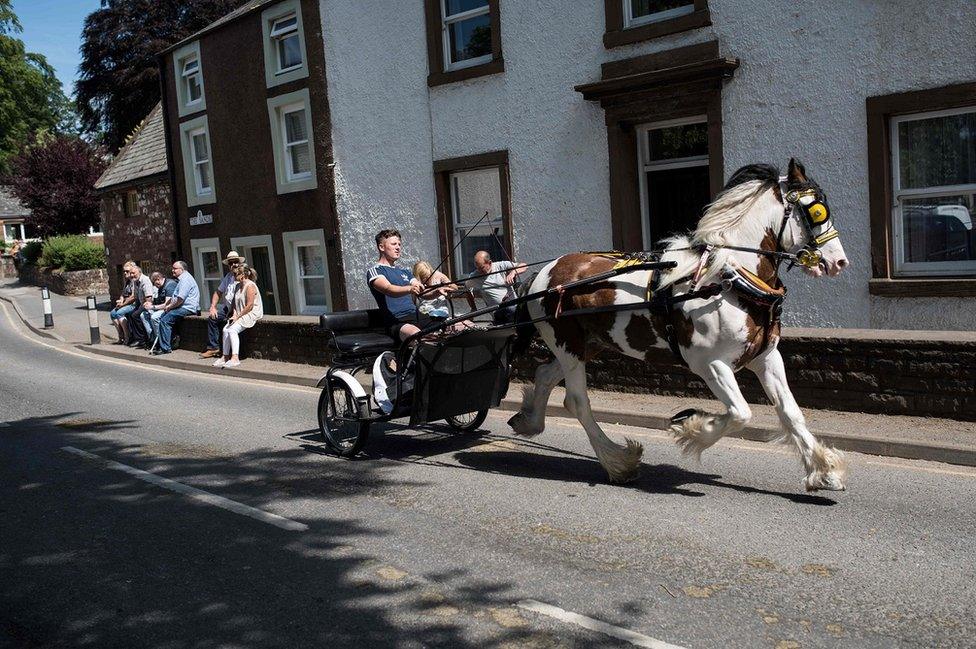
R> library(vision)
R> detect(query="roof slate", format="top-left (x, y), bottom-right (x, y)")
top-left (0, 186), bottom-right (29, 219)
top-left (94, 103), bottom-right (168, 190)
top-left (163, 0), bottom-right (275, 55)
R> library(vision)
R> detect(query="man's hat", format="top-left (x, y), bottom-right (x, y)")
top-left (222, 251), bottom-right (246, 265)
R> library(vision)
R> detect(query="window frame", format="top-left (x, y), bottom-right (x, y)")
top-left (866, 82), bottom-right (976, 297)
top-left (432, 150), bottom-right (513, 279)
top-left (280, 102), bottom-right (313, 182)
top-left (229, 234), bottom-right (281, 315)
top-left (424, 0), bottom-right (503, 87)
top-left (172, 42), bottom-right (206, 117)
top-left (635, 115), bottom-right (709, 250)
top-left (603, 0), bottom-right (710, 48)
top-left (261, 0), bottom-right (309, 88)
top-left (123, 189), bottom-right (139, 218)
top-left (190, 237), bottom-right (221, 303)
top-left (178, 115), bottom-right (216, 207)
top-left (267, 89), bottom-right (318, 195)
top-left (889, 105), bottom-right (976, 278)
top-left (282, 229), bottom-right (333, 315)
top-left (625, 0), bottom-right (695, 28)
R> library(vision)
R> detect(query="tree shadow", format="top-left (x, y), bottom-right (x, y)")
top-left (0, 413), bottom-right (573, 648)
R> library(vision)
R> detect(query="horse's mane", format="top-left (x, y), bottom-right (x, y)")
top-left (658, 164), bottom-right (781, 288)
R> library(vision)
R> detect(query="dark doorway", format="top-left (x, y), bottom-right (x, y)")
top-left (247, 246), bottom-right (278, 315)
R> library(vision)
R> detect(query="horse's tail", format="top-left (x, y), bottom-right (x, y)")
top-left (512, 273), bottom-right (540, 357)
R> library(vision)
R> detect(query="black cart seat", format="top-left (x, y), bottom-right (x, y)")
top-left (319, 309), bottom-right (397, 356)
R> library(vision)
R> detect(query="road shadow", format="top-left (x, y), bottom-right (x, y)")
top-left (0, 413), bottom-right (567, 648)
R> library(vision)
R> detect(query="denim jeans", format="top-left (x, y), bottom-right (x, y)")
top-left (156, 307), bottom-right (196, 352)
top-left (109, 303), bottom-right (136, 321)
top-left (207, 305), bottom-right (230, 350)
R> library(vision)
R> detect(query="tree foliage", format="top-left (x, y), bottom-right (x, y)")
top-left (76, 0), bottom-right (248, 151)
top-left (0, 0), bottom-right (73, 174)
top-left (5, 135), bottom-right (108, 238)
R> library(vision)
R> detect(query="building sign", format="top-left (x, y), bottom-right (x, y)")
top-left (189, 209), bottom-right (213, 226)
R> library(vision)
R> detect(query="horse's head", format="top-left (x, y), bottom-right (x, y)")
top-left (779, 159), bottom-right (849, 278)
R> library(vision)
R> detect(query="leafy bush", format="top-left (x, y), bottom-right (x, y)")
top-left (39, 235), bottom-right (104, 271)
top-left (63, 244), bottom-right (106, 271)
top-left (20, 240), bottom-right (43, 265)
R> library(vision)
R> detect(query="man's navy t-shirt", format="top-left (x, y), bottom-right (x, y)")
top-left (366, 264), bottom-right (415, 321)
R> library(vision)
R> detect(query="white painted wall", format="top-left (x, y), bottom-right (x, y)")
top-left (319, 0), bottom-right (976, 329)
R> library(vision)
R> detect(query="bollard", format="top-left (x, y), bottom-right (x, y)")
top-left (86, 295), bottom-right (99, 344)
top-left (41, 286), bottom-right (53, 328)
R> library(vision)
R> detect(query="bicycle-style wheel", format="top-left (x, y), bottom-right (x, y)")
top-left (317, 379), bottom-right (369, 457)
top-left (445, 409), bottom-right (488, 433)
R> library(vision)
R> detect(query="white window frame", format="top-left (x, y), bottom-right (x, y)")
top-left (173, 41), bottom-right (206, 117)
top-left (267, 89), bottom-right (317, 194)
top-left (229, 234), bottom-right (281, 315)
top-left (280, 103), bottom-right (313, 182)
top-left (635, 115), bottom-right (708, 249)
top-left (270, 14), bottom-right (301, 74)
top-left (261, 0), bottom-right (308, 88)
top-left (179, 115), bottom-right (216, 207)
top-left (2, 222), bottom-right (26, 242)
top-left (623, 0), bottom-right (695, 28)
top-left (890, 105), bottom-right (976, 277)
top-left (441, 0), bottom-right (492, 71)
top-left (282, 229), bottom-right (332, 315)
top-left (190, 237), bottom-right (221, 303)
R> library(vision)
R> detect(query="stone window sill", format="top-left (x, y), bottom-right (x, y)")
top-left (428, 58), bottom-right (504, 87)
top-left (869, 278), bottom-right (976, 297)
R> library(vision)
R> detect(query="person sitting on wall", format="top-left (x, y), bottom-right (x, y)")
top-left (366, 229), bottom-right (450, 342)
top-left (153, 260), bottom-right (200, 356)
top-left (109, 261), bottom-right (136, 344)
top-left (125, 264), bottom-right (156, 349)
top-left (141, 271), bottom-right (179, 351)
top-left (213, 264), bottom-right (264, 369)
top-left (200, 251), bottom-right (245, 359)
top-left (467, 250), bottom-right (528, 325)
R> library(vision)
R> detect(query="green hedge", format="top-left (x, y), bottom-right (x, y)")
top-left (39, 236), bottom-right (105, 271)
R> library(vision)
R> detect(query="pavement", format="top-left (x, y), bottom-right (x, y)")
top-left (3, 288), bottom-right (976, 648)
top-left (3, 276), bottom-right (976, 468)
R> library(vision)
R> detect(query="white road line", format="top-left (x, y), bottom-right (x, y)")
top-left (517, 599), bottom-right (687, 649)
top-left (61, 446), bottom-right (308, 532)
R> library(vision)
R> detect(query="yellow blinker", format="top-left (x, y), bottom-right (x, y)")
top-left (807, 203), bottom-right (828, 224)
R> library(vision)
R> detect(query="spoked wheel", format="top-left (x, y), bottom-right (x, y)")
top-left (317, 379), bottom-right (369, 457)
top-left (445, 409), bottom-right (488, 433)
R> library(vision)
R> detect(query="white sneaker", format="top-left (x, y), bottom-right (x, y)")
top-left (212, 358), bottom-right (226, 367)
top-left (223, 359), bottom-right (241, 368)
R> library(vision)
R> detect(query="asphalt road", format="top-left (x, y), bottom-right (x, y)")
top-left (1, 301), bottom-right (974, 649)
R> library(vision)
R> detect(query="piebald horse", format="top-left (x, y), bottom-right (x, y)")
top-left (509, 160), bottom-right (850, 491)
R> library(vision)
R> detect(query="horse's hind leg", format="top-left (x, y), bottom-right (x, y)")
top-left (670, 360), bottom-right (753, 460)
top-left (508, 359), bottom-right (563, 437)
top-left (749, 348), bottom-right (847, 491)
top-left (560, 355), bottom-right (643, 483)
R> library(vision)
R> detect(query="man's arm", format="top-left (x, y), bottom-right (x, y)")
top-left (208, 290), bottom-right (223, 318)
top-left (371, 275), bottom-right (421, 298)
top-left (504, 262), bottom-right (528, 285)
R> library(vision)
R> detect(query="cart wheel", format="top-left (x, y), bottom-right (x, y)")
top-left (445, 409), bottom-right (488, 433)
top-left (318, 379), bottom-right (369, 457)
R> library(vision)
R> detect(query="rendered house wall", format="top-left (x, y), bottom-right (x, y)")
top-left (319, 0), bottom-right (976, 330)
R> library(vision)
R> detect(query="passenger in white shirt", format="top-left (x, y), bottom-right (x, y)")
top-left (467, 250), bottom-right (527, 324)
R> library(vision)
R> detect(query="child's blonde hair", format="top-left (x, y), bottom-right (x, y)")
top-left (413, 260), bottom-right (433, 284)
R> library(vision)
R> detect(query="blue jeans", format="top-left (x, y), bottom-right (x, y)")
top-left (156, 307), bottom-right (196, 352)
top-left (110, 303), bottom-right (136, 320)
top-left (207, 306), bottom-right (230, 350)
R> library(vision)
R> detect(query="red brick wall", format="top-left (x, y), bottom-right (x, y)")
top-left (100, 178), bottom-right (176, 298)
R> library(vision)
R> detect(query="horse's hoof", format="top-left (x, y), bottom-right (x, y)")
top-left (670, 408), bottom-right (698, 425)
top-left (507, 413), bottom-right (542, 437)
top-left (607, 467), bottom-right (641, 484)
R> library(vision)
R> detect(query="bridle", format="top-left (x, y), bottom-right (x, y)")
top-left (775, 178), bottom-right (840, 272)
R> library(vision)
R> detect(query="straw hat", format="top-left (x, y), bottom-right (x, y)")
top-left (222, 250), bottom-right (246, 265)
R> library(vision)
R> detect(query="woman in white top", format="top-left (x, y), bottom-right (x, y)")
top-left (214, 264), bottom-right (264, 368)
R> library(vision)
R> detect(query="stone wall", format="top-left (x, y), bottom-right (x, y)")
top-left (100, 178), bottom-right (176, 299)
top-left (173, 316), bottom-right (976, 421)
top-left (17, 264), bottom-right (109, 295)
top-left (0, 255), bottom-right (14, 278)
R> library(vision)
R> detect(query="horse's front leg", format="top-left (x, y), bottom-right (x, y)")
top-left (670, 359), bottom-right (753, 459)
top-left (749, 348), bottom-right (848, 491)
